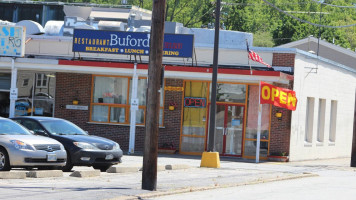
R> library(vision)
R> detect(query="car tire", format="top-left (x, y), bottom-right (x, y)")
top-left (61, 152), bottom-right (73, 172)
top-left (93, 164), bottom-right (112, 172)
top-left (0, 148), bottom-right (11, 171)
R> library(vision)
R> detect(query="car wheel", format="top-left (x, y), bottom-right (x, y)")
top-left (61, 152), bottom-right (73, 172)
top-left (93, 164), bottom-right (112, 172)
top-left (0, 148), bottom-right (11, 171)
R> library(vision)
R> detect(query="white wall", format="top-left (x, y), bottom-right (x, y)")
top-left (290, 54), bottom-right (356, 161)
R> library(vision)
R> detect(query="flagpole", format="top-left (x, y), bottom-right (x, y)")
top-left (248, 59), bottom-right (252, 75)
top-left (256, 81), bottom-right (262, 163)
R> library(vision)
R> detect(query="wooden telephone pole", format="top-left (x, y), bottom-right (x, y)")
top-left (351, 91), bottom-right (356, 167)
top-left (141, 0), bottom-right (166, 191)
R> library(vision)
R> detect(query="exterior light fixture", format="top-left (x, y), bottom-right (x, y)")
top-left (275, 112), bottom-right (282, 118)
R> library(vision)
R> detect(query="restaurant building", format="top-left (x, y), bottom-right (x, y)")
top-left (0, 12), bottom-right (355, 161)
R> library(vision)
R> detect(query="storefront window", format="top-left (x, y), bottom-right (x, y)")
top-left (212, 83), bottom-right (246, 103)
top-left (110, 107), bottom-right (126, 123)
top-left (0, 73), bottom-right (10, 117)
top-left (93, 76), bottom-right (128, 104)
top-left (244, 85), bottom-right (270, 158)
top-left (91, 105), bottom-right (109, 122)
top-left (15, 72), bottom-right (55, 117)
top-left (91, 75), bottom-right (164, 126)
top-left (181, 81), bottom-right (208, 153)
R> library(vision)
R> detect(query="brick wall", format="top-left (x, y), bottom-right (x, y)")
top-left (159, 79), bottom-right (184, 150)
top-left (55, 73), bottom-right (183, 153)
top-left (268, 82), bottom-right (293, 156)
top-left (272, 53), bottom-right (295, 67)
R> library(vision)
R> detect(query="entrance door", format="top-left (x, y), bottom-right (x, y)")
top-left (212, 104), bottom-right (244, 156)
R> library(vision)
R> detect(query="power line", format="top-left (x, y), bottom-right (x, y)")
top-left (262, 0), bottom-right (356, 28)
top-left (311, 0), bottom-right (356, 8)
top-left (221, 2), bottom-right (310, 6)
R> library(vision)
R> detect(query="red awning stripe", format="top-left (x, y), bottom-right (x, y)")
top-left (58, 60), bottom-right (291, 78)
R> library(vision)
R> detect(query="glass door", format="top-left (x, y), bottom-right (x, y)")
top-left (211, 103), bottom-right (244, 156)
top-left (225, 105), bottom-right (244, 156)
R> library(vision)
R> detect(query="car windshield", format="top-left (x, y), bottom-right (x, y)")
top-left (0, 120), bottom-right (32, 135)
top-left (41, 120), bottom-right (87, 135)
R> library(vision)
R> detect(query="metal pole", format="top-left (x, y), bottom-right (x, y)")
top-left (207, 0), bottom-right (221, 152)
top-left (129, 63), bottom-right (138, 154)
top-left (9, 58), bottom-right (17, 118)
top-left (256, 81), bottom-right (262, 163)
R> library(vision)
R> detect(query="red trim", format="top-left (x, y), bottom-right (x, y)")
top-left (58, 59), bottom-right (292, 78)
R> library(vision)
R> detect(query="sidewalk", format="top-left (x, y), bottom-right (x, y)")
top-left (106, 154), bottom-right (342, 200)
top-left (0, 154), bottom-right (353, 200)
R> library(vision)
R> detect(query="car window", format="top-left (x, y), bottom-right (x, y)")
top-left (41, 120), bottom-right (87, 135)
top-left (0, 120), bottom-right (31, 135)
top-left (22, 120), bottom-right (44, 132)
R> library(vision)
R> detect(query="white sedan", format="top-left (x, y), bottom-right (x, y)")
top-left (0, 117), bottom-right (67, 171)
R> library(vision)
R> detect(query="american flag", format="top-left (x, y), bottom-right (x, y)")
top-left (246, 41), bottom-right (272, 68)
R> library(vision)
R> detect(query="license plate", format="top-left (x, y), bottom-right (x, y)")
top-left (47, 153), bottom-right (57, 162)
top-left (105, 154), bottom-right (114, 160)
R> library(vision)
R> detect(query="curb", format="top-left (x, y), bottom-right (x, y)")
top-left (106, 173), bottom-right (318, 200)
top-left (26, 170), bottom-right (63, 178)
top-left (70, 170), bottom-right (101, 178)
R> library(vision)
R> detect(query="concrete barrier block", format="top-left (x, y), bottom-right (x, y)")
top-left (70, 170), bottom-right (100, 178)
top-left (106, 166), bottom-right (140, 173)
top-left (0, 171), bottom-right (26, 179)
top-left (26, 170), bottom-right (63, 178)
top-left (165, 164), bottom-right (192, 170)
top-left (139, 165), bottom-right (165, 172)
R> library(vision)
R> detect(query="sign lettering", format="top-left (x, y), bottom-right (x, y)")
top-left (73, 29), bottom-right (194, 58)
top-left (0, 25), bottom-right (25, 57)
top-left (184, 97), bottom-right (206, 108)
top-left (260, 81), bottom-right (297, 111)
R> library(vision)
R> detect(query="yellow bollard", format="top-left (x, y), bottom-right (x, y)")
top-left (200, 152), bottom-right (220, 168)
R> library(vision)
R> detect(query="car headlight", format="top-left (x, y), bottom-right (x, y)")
top-left (113, 143), bottom-right (121, 150)
top-left (11, 140), bottom-right (35, 151)
top-left (73, 142), bottom-right (99, 150)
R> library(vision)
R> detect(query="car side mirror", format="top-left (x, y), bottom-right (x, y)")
top-left (85, 131), bottom-right (89, 134)
top-left (35, 130), bottom-right (48, 136)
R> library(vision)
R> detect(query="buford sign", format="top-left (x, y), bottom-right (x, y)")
top-left (72, 29), bottom-right (194, 58)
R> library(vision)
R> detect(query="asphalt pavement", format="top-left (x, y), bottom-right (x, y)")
top-left (0, 154), bottom-right (354, 200)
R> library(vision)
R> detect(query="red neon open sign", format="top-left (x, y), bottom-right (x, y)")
top-left (184, 97), bottom-right (206, 108)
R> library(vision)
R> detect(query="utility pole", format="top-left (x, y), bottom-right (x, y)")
top-left (207, 0), bottom-right (221, 152)
top-left (141, 0), bottom-right (166, 191)
top-left (317, 0), bottom-right (324, 56)
top-left (351, 91), bottom-right (356, 167)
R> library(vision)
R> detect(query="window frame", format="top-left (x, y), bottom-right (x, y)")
top-left (305, 97), bottom-right (315, 144)
top-left (90, 74), bottom-right (164, 126)
top-left (317, 98), bottom-right (326, 143)
top-left (329, 100), bottom-right (337, 143)
top-left (36, 73), bottom-right (48, 88)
